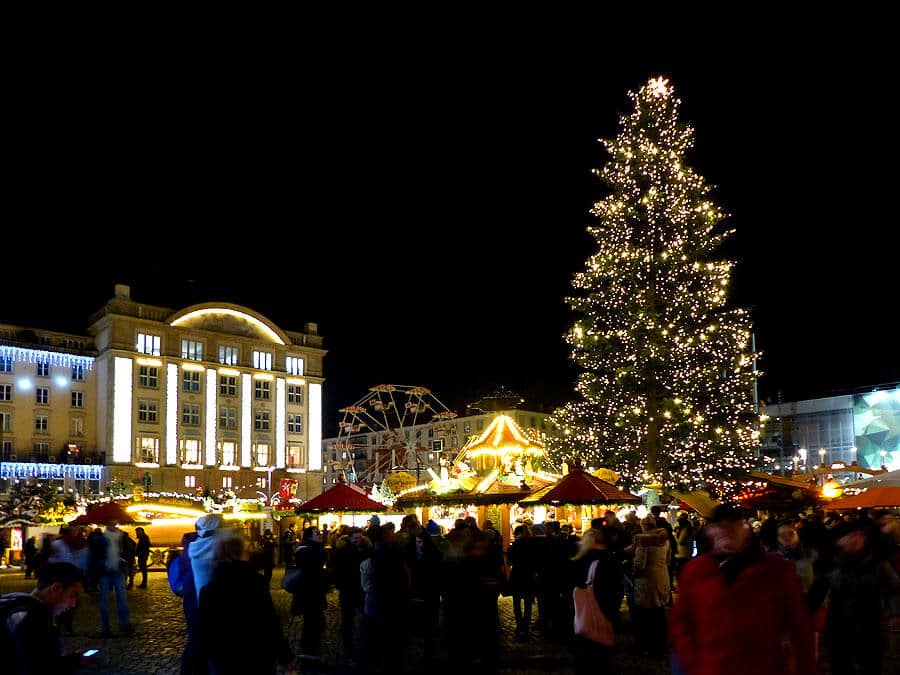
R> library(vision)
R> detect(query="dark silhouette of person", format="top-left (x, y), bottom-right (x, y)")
top-left (291, 526), bottom-right (327, 665)
top-left (134, 527), bottom-right (151, 589)
top-left (260, 528), bottom-right (276, 586)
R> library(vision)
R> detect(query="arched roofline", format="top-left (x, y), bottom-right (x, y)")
top-left (167, 303), bottom-right (290, 345)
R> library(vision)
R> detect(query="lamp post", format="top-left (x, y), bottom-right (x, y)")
top-left (819, 448), bottom-right (826, 467)
top-left (850, 446), bottom-right (857, 466)
top-left (799, 448), bottom-right (807, 472)
top-left (881, 450), bottom-right (888, 471)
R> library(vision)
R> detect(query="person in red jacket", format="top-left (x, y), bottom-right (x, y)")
top-left (669, 504), bottom-right (815, 675)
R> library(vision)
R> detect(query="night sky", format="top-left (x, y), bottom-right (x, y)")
top-left (5, 42), bottom-right (898, 435)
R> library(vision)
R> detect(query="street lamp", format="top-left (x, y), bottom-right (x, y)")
top-left (850, 446), bottom-right (857, 465)
top-left (799, 448), bottom-right (807, 470)
top-left (819, 448), bottom-right (826, 467)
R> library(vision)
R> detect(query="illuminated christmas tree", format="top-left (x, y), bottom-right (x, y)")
top-left (549, 77), bottom-right (759, 501)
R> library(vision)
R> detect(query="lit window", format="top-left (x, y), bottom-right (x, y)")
top-left (136, 333), bottom-right (161, 356)
top-left (137, 437), bottom-right (159, 464)
top-left (0, 384), bottom-right (11, 401)
top-left (254, 443), bottom-right (270, 467)
top-left (287, 444), bottom-right (306, 468)
top-left (181, 340), bottom-right (203, 361)
top-left (0, 356), bottom-right (12, 372)
top-left (255, 380), bottom-right (270, 400)
top-left (70, 416), bottom-right (84, 437)
top-left (285, 356), bottom-right (303, 376)
top-left (182, 403), bottom-right (201, 426)
top-left (256, 476), bottom-right (267, 489)
top-left (182, 370), bottom-right (201, 393)
top-left (252, 351), bottom-right (272, 370)
top-left (254, 410), bottom-right (270, 431)
top-left (287, 384), bottom-right (304, 404)
top-left (185, 475), bottom-right (196, 488)
top-left (219, 376), bottom-right (237, 396)
top-left (72, 364), bottom-right (85, 381)
top-left (222, 476), bottom-right (233, 489)
top-left (0, 412), bottom-right (11, 432)
top-left (71, 391), bottom-right (84, 408)
top-left (180, 439), bottom-right (202, 464)
top-left (35, 388), bottom-right (49, 405)
top-left (139, 366), bottom-right (158, 388)
top-left (219, 345), bottom-right (239, 366)
top-left (36, 361), bottom-right (50, 377)
top-left (220, 441), bottom-right (237, 466)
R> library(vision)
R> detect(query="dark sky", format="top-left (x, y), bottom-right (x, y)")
top-left (5, 41), bottom-right (898, 434)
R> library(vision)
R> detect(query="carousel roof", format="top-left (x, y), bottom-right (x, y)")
top-left (459, 414), bottom-right (544, 458)
top-left (520, 468), bottom-right (640, 505)
top-left (298, 482), bottom-right (387, 513)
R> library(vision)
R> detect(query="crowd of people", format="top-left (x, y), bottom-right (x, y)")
top-left (3, 505), bottom-right (900, 674)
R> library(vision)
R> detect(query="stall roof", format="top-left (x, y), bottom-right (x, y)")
top-left (298, 483), bottom-right (387, 513)
top-left (520, 469), bottom-right (640, 505)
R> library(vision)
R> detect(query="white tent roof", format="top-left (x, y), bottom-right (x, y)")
top-left (844, 469), bottom-right (900, 489)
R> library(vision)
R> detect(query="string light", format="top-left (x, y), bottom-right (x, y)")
top-left (547, 76), bottom-right (759, 500)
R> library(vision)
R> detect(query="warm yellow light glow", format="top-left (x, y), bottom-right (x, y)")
top-left (125, 503), bottom-right (205, 518)
top-left (137, 358), bottom-right (162, 367)
top-left (464, 415), bottom-right (544, 458)
top-left (135, 463), bottom-right (160, 469)
top-left (822, 481), bottom-right (843, 499)
top-left (253, 373), bottom-right (275, 381)
top-left (286, 377), bottom-right (306, 385)
top-left (218, 368), bottom-right (240, 376)
top-left (476, 469), bottom-right (500, 493)
top-left (223, 512), bottom-right (267, 521)
top-left (182, 363), bottom-right (205, 372)
top-left (171, 308), bottom-right (285, 345)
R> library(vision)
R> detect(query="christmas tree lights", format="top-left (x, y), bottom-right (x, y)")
top-left (548, 77), bottom-right (759, 501)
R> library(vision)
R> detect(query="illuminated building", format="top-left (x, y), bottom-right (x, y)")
top-left (758, 384), bottom-right (900, 474)
top-left (0, 284), bottom-right (325, 501)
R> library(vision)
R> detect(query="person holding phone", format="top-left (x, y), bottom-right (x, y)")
top-left (0, 562), bottom-right (99, 673)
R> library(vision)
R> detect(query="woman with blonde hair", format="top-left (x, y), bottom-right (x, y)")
top-left (570, 527), bottom-right (621, 674)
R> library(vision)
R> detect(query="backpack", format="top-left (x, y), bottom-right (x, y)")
top-left (168, 547), bottom-right (195, 598)
top-left (0, 593), bottom-right (39, 652)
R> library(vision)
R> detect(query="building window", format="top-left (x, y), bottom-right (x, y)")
top-left (185, 475), bottom-right (196, 488)
top-left (285, 357), bottom-right (303, 376)
top-left (136, 333), bottom-right (161, 356)
top-left (222, 476), bottom-right (233, 489)
top-left (183, 370), bottom-right (201, 393)
top-left (180, 439), bottom-right (202, 465)
top-left (287, 444), bottom-right (306, 468)
top-left (432, 439), bottom-right (444, 453)
top-left (219, 346), bottom-right (239, 366)
top-left (72, 364), bottom-right (86, 381)
top-left (38, 336), bottom-right (51, 346)
top-left (139, 365), bottom-right (158, 388)
top-left (464, 422), bottom-right (471, 434)
top-left (252, 351), bottom-right (272, 370)
top-left (71, 391), bottom-right (84, 408)
top-left (287, 384), bottom-right (304, 404)
top-left (36, 361), bottom-right (50, 377)
top-left (65, 339), bottom-right (83, 350)
top-left (1, 412), bottom-right (12, 432)
top-left (219, 441), bottom-right (237, 466)
top-left (35, 388), bottom-right (49, 405)
top-left (0, 384), bottom-right (10, 401)
top-left (220, 407), bottom-right (237, 430)
top-left (254, 410), bottom-right (270, 431)
top-left (254, 443), bottom-right (270, 467)
top-left (35, 414), bottom-right (48, 433)
top-left (256, 476), bottom-right (267, 489)
top-left (137, 437), bottom-right (159, 464)
top-left (138, 400), bottom-right (159, 423)
top-left (181, 340), bottom-right (203, 361)
top-left (70, 416), bottom-right (84, 437)
top-left (287, 414), bottom-right (303, 433)
top-left (182, 403), bottom-right (201, 426)
top-left (1, 439), bottom-right (11, 457)
top-left (255, 380), bottom-right (271, 400)
top-left (219, 376), bottom-right (237, 396)
top-left (0, 356), bottom-right (13, 372)
top-left (33, 442), bottom-right (50, 457)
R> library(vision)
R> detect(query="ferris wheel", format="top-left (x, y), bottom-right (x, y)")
top-left (332, 384), bottom-right (458, 484)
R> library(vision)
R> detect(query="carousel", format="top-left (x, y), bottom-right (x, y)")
top-left (395, 414), bottom-right (556, 546)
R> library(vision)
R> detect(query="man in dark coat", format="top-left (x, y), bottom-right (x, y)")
top-left (291, 526), bottom-right (327, 664)
top-left (134, 527), bottom-right (151, 589)
top-left (332, 527), bottom-right (371, 665)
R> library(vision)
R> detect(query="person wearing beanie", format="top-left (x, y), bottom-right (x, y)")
top-left (188, 513), bottom-right (228, 602)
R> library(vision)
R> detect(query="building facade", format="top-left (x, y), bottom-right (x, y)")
top-left (1, 285), bottom-right (325, 501)
top-left (759, 385), bottom-right (900, 474)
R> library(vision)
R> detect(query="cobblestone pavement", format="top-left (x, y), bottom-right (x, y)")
top-left (3, 568), bottom-right (898, 674)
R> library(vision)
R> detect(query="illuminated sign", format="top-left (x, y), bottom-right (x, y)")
top-left (0, 462), bottom-right (104, 481)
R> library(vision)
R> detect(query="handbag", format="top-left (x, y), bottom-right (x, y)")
top-left (573, 559), bottom-right (615, 646)
top-left (281, 566), bottom-right (303, 593)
